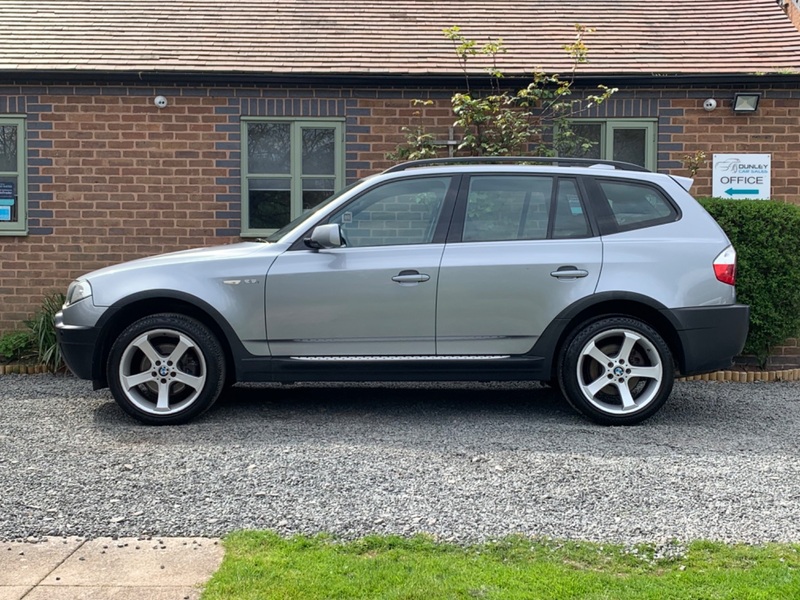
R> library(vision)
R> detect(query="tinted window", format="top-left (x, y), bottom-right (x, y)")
top-left (462, 175), bottom-right (589, 242)
top-left (552, 179), bottom-right (590, 238)
top-left (597, 180), bottom-right (677, 230)
top-left (328, 177), bottom-right (450, 247)
top-left (463, 176), bottom-right (553, 242)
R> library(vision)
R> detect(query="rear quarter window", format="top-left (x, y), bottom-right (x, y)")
top-left (594, 179), bottom-right (679, 233)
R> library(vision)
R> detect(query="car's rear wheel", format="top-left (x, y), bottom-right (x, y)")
top-left (107, 314), bottom-right (225, 425)
top-left (558, 316), bottom-right (673, 425)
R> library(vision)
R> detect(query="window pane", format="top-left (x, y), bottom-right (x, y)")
top-left (464, 176), bottom-right (553, 242)
top-left (302, 128), bottom-right (335, 175)
top-left (329, 177), bottom-right (450, 247)
top-left (243, 120), bottom-right (342, 233)
top-left (248, 123), bottom-right (291, 174)
top-left (612, 128), bottom-right (647, 167)
top-left (0, 177), bottom-right (17, 222)
top-left (249, 178), bottom-right (291, 229)
top-left (302, 177), bottom-right (335, 211)
top-left (562, 123), bottom-right (601, 159)
top-left (0, 125), bottom-right (17, 172)
top-left (552, 179), bottom-right (589, 238)
top-left (598, 180), bottom-right (676, 230)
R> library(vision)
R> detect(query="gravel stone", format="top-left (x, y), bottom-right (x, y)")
top-left (1, 373), bottom-right (799, 545)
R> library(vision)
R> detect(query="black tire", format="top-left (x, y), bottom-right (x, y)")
top-left (107, 313), bottom-right (226, 425)
top-left (557, 316), bottom-right (674, 425)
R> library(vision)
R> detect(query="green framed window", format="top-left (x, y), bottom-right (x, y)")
top-left (561, 119), bottom-right (657, 171)
top-left (0, 116), bottom-right (27, 236)
top-left (241, 118), bottom-right (344, 236)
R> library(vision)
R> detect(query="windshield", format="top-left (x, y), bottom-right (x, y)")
top-left (264, 179), bottom-right (371, 243)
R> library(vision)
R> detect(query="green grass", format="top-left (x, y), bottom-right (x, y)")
top-left (202, 532), bottom-right (800, 599)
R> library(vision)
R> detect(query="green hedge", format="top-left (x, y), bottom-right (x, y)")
top-left (699, 198), bottom-right (800, 367)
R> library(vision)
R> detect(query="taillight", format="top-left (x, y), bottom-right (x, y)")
top-left (713, 246), bottom-right (737, 286)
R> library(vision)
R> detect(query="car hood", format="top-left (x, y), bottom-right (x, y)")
top-left (80, 242), bottom-right (284, 306)
top-left (86, 242), bottom-right (272, 276)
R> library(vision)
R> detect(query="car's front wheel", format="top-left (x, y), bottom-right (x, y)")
top-left (558, 316), bottom-right (673, 425)
top-left (107, 314), bottom-right (226, 425)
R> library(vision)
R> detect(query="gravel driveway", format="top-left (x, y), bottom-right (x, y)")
top-left (1, 374), bottom-right (799, 545)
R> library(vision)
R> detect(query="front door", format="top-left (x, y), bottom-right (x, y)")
top-left (265, 176), bottom-right (454, 356)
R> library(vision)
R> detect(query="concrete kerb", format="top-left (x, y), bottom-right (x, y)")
top-left (676, 368), bottom-right (800, 382)
top-left (0, 536), bottom-right (224, 600)
top-left (0, 365), bottom-right (49, 374)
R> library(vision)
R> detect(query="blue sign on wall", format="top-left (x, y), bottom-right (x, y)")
top-left (0, 182), bottom-right (15, 220)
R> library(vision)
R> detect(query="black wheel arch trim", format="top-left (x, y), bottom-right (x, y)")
top-left (90, 290), bottom-right (253, 387)
top-left (527, 291), bottom-right (690, 378)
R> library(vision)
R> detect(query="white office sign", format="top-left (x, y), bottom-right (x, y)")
top-left (712, 153), bottom-right (771, 199)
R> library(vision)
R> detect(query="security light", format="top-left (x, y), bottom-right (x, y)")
top-left (732, 93), bottom-right (760, 113)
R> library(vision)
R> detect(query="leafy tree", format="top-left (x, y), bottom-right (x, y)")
top-left (389, 25), bottom-right (617, 161)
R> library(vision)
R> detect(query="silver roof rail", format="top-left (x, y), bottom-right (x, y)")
top-left (383, 156), bottom-right (651, 173)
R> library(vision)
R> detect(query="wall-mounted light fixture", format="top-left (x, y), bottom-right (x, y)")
top-left (732, 93), bottom-right (760, 113)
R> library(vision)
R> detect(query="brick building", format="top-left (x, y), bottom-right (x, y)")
top-left (1, 0), bottom-right (800, 335)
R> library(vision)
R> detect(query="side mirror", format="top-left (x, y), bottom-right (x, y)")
top-left (304, 223), bottom-right (344, 249)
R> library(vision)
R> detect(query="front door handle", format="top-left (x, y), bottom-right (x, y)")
top-left (392, 270), bottom-right (431, 284)
top-left (550, 266), bottom-right (589, 279)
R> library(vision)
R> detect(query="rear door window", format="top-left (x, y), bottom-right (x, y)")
top-left (460, 175), bottom-right (590, 242)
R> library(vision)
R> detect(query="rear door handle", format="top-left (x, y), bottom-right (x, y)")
top-left (550, 266), bottom-right (589, 279)
top-left (392, 270), bottom-right (431, 284)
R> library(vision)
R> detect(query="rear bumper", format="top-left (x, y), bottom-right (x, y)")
top-left (667, 304), bottom-right (750, 375)
top-left (55, 311), bottom-right (99, 380)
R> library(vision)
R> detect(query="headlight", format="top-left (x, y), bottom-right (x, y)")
top-left (64, 280), bottom-right (92, 307)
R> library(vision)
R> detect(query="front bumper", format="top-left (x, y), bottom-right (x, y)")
top-left (55, 310), bottom-right (99, 381)
top-left (667, 304), bottom-right (750, 375)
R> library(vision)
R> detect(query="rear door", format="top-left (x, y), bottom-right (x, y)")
top-left (436, 173), bottom-right (602, 355)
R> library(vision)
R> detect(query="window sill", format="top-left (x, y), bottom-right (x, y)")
top-left (240, 230), bottom-right (278, 239)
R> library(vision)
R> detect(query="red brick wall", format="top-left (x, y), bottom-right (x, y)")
top-left (2, 81), bottom-right (800, 368)
top-left (346, 97), bottom-right (455, 178)
top-left (660, 93), bottom-right (800, 198)
top-left (348, 86), bottom-right (800, 201)
top-left (0, 87), bottom-right (241, 331)
top-left (785, 0), bottom-right (800, 31)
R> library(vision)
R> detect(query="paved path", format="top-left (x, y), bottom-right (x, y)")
top-left (0, 537), bottom-right (222, 599)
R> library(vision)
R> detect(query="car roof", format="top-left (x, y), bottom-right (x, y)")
top-left (380, 158), bottom-right (693, 191)
top-left (382, 157), bottom-right (651, 174)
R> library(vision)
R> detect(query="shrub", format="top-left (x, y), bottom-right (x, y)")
top-left (25, 292), bottom-right (66, 373)
top-left (0, 330), bottom-right (33, 363)
top-left (699, 198), bottom-right (800, 367)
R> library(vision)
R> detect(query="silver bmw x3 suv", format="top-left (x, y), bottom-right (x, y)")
top-left (56, 157), bottom-right (749, 426)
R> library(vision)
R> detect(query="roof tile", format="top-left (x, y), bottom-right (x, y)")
top-left (0, 0), bottom-right (798, 76)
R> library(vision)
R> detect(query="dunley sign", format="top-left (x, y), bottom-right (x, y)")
top-left (712, 153), bottom-right (771, 200)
